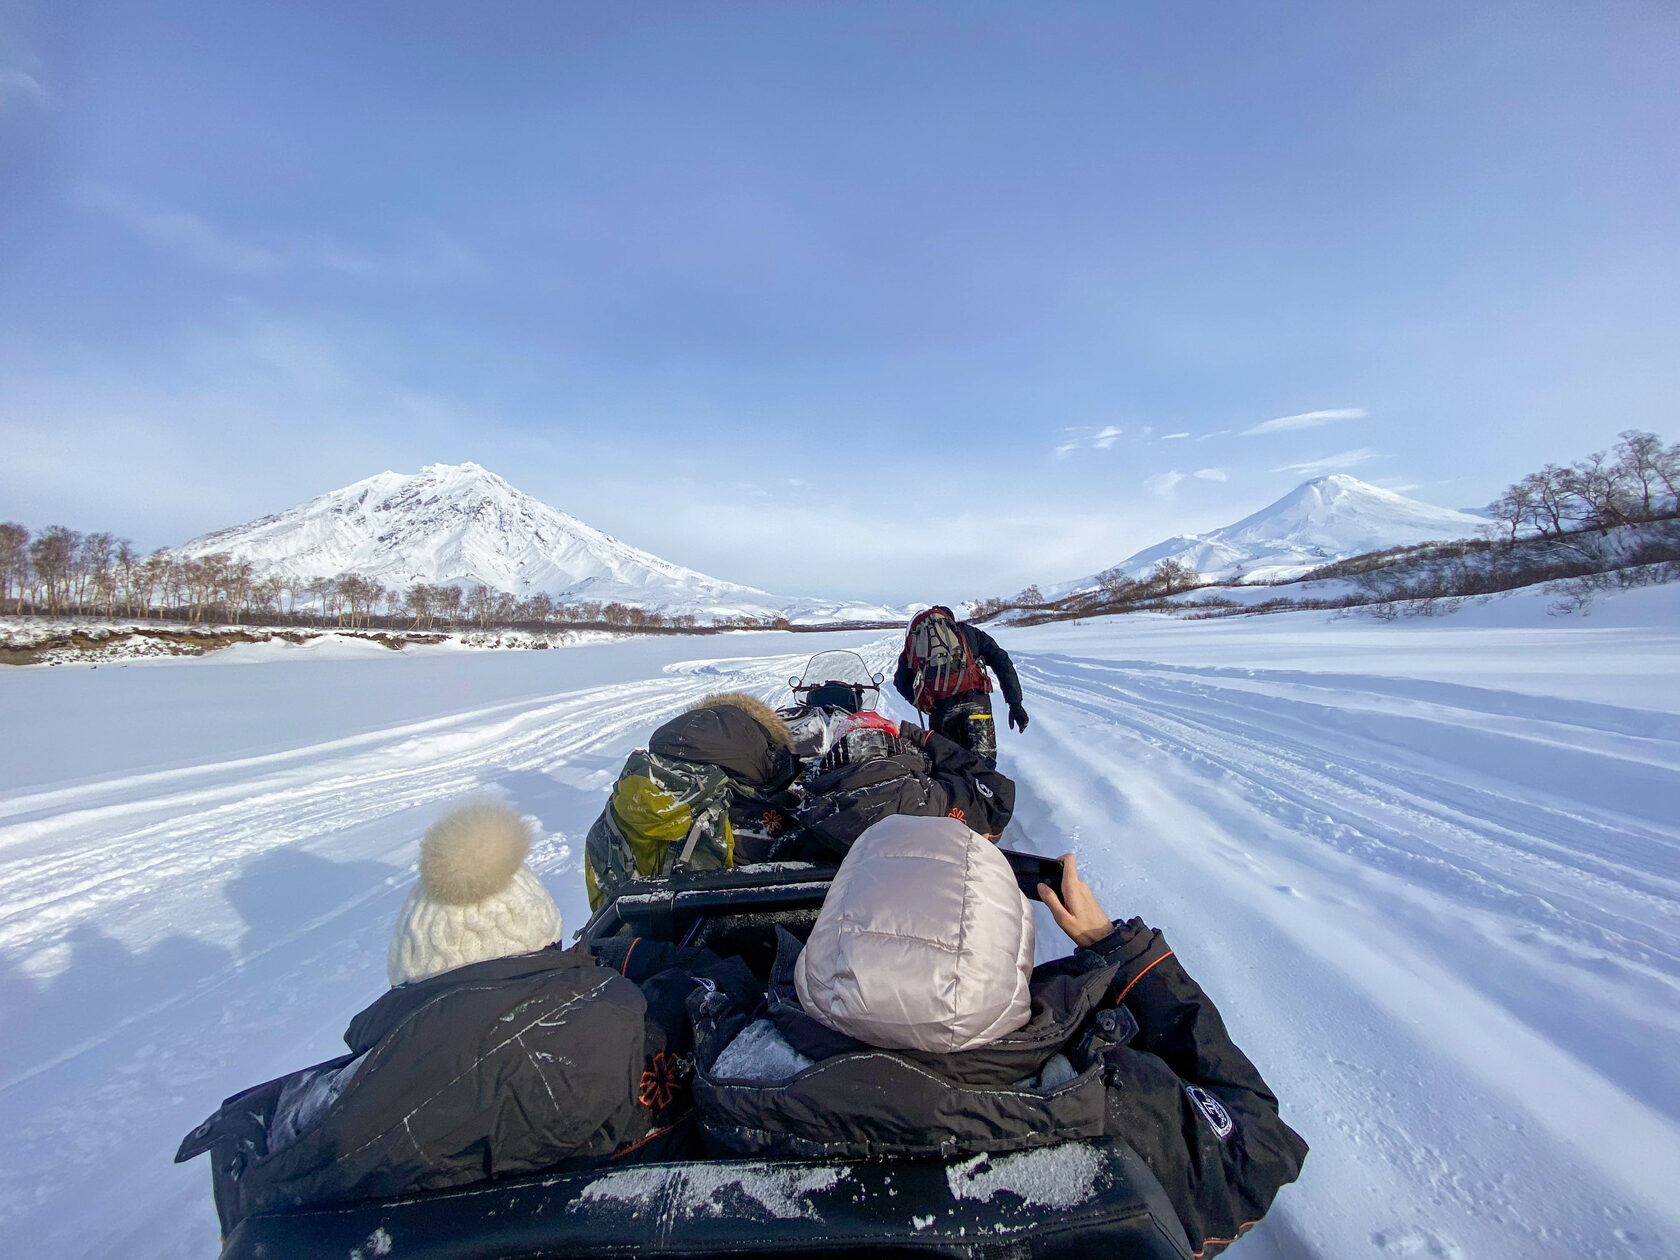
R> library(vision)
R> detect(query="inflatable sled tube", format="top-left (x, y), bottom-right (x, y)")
top-left (219, 1142), bottom-right (1193, 1260)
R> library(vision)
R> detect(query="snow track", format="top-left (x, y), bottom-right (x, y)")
top-left (999, 607), bottom-right (1680, 1259)
top-left (1, 602), bottom-right (1676, 1258)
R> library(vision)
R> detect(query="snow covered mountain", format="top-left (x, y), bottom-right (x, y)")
top-left (173, 462), bottom-right (900, 623)
top-left (1052, 474), bottom-right (1489, 591)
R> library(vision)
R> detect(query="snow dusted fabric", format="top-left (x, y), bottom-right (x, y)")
top-left (387, 801), bottom-right (562, 986)
top-left (794, 813), bottom-right (1033, 1053)
top-left (709, 1018), bottom-right (816, 1081)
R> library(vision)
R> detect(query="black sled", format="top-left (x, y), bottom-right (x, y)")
top-left (188, 859), bottom-right (1187, 1259)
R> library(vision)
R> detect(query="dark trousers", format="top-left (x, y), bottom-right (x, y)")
top-left (930, 692), bottom-right (997, 761)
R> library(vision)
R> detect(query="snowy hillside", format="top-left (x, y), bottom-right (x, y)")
top-left (1053, 475), bottom-right (1489, 591)
top-left (173, 462), bottom-right (901, 624)
top-left (2, 589), bottom-right (1678, 1257)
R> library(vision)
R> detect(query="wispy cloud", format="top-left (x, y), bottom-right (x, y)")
top-left (1192, 467), bottom-right (1227, 482)
top-left (1054, 424), bottom-right (1124, 457)
top-left (300, 226), bottom-right (485, 284)
top-left (1161, 432), bottom-right (1190, 440)
top-left (79, 184), bottom-right (483, 284)
top-left (0, 68), bottom-right (49, 110)
top-left (1145, 470), bottom-right (1185, 496)
top-left (80, 185), bottom-right (282, 275)
top-left (1270, 447), bottom-right (1382, 476)
top-left (1242, 407), bottom-right (1367, 436)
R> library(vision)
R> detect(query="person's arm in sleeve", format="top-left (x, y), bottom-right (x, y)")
top-left (1041, 857), bottom-right (1309, 1259)
top-left (900, 724), bottom-right (1015, 837)
top-left (892, 648), bottom-right (917, 709)
top-left (966, 625), bottom-right (1025, 711)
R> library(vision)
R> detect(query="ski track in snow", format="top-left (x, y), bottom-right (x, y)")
top-left (2, 604), bottom-right (1678, 1258)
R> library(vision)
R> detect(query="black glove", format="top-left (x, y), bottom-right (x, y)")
top-left (898, 720), bottom-right (928, 745)
top-left (1008, 703), bottom-right (1029, 733)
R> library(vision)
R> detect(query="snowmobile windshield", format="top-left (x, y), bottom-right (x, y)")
top-left (795, 651), bottom-right (880, 712)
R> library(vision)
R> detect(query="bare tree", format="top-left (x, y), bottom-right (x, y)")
top-left (436, 584), bottom-right (463, 628)
top-left (252, 574), bottom-right (284, 623)
top-left (0, 522), bottom-right (27, 613)
top-left (520, 592), bottom-right (555, 626)
top-left (1148, 558), bottom-right (1198, 594)
top-left (405, 583), bottom-right (436, 630)
top-left (137, 551), bottom-right (168, 619)
top-left (1657, 439), bottom-right (1680, 506)
top-left (333, 573), bottom-right (383, 628)
top-left (1564, 450), bottom-right (1633, 531)
top-left (76, 533), bottom-right (115, 612)
top-left (162, 556), bottom-right (189, 620)
top-left (1486, 480), bottom-right (1537, 546)
top-left (1520, 467), bottom-right (1574, 538)
top-left (1094, 565), bottom-right (1131, 594)
top-left (301, 576), bottom-right (332, 626)
top-left (29, 527), bottom-right (79, 615)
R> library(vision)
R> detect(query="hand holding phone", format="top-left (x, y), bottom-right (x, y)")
top-left (1035, 853), bottom-right (1115, 949)
top-left (1001, 848), bottom-right (1065, 904)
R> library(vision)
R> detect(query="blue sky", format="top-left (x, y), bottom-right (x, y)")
top-left (2, 1), bottom-right (1676, 602)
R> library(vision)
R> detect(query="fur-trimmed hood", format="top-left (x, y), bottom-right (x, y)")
top-left (648, 693), bottom-right (798, 794)
top-left (688, 693), bottom-right (794, 752)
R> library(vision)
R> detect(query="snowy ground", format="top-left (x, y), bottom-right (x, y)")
top-left (2, 588), bottom-right (1677, 1258)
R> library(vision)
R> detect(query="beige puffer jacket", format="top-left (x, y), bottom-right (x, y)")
top-left (793, 814), bottom-right (1033, 1053)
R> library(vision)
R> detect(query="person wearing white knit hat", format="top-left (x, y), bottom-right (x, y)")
top-left (388, 800), bottom-right (563, 986)
top-left (177, 799), bottom-right (657, 1218)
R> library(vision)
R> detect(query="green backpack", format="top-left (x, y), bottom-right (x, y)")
top-left (585, 749), bottom-right (735, 910)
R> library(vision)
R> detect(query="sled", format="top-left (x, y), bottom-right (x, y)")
top-left (217, 1140), bottom-right (1192, 1259)
top-left (196, 860), bottom-right (1177, 1259)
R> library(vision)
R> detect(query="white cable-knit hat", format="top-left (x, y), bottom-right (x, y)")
top-left (387, 801), bottom-right (563, 986)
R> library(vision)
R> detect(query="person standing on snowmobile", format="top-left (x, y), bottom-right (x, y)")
top-left (893, 605), bottom-right (1026, 760)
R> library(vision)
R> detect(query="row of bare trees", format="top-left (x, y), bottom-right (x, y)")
top-left (967, 558), bottom-right (1199, 621)
top-left (1486, 430), bottom-right (1679, 543)
top-left (0, 531), bottom-right (370, 625)
top-left (0, 528), bottom-right (776, 632)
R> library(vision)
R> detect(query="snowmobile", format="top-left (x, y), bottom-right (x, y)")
top-left (777, 649), bottom-right (891, 758)
top-left (187, 657), bottom-right (1196, 1259)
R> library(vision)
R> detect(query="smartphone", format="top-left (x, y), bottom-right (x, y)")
top-left (1001, 849), bottom-right (1064, 904)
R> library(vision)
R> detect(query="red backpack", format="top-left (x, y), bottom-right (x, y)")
top-left (903, 607), bottom-right (990, 710)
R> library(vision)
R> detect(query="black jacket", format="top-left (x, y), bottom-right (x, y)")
top-left (695, 922), bottom-right (1306, 1260)
top-left (177, 948), bottom-right (650, 1232)
top-left (789, 725), bottom-right (1016, 855)
top-left (894, 620), bottom-right (1023, 713)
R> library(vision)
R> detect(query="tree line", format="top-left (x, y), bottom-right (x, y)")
top-left (1485, 430), bottom-right (1679, 542)
top-left (967, 557), bottom-right (1200, 621)
top-left (0, 530), bottom-right (790, 631)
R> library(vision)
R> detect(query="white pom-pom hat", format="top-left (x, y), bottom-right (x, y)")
top-left (387, 801), bottom-right (563, 986)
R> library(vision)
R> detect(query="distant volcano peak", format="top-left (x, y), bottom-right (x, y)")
top-left (171, 463), bottom-right (901, 624)
top-left (1049, 475), bottom-right (1487, 592)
